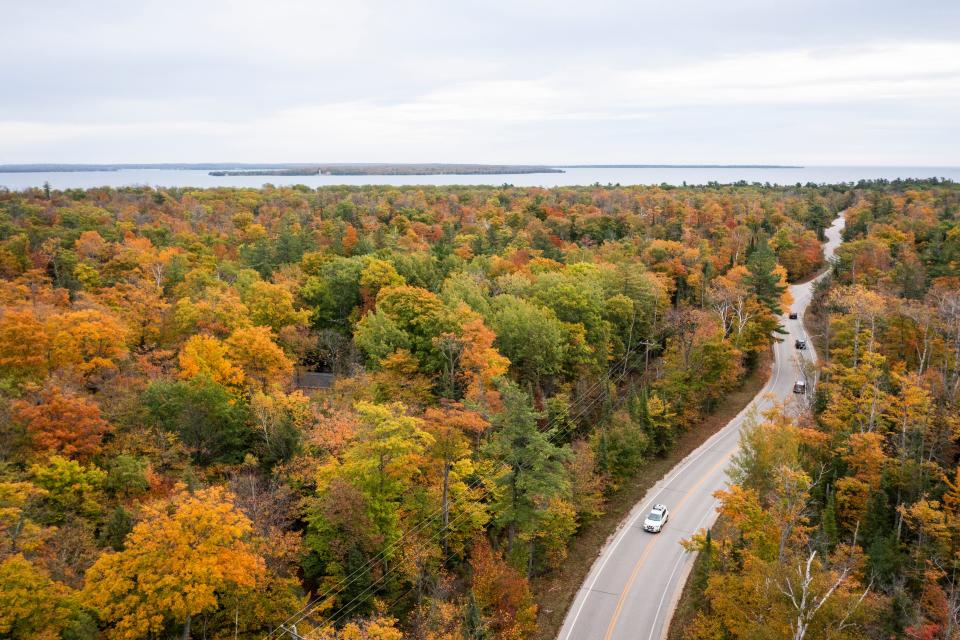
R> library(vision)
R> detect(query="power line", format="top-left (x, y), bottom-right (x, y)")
top-left (312, 358), bottom-right (640, 635)
top-left (267, 347), bottom-right (628, 636)
top-left (271, 341), bottom-right (641, 637)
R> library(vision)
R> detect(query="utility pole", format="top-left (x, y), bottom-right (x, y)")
top-left (279, 624), bottom-right (305, 640)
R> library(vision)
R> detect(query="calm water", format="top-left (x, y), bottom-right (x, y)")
top-left (1, 166), bottom-right (957, 190)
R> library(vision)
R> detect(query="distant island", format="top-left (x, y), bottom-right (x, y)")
top-left (208, 163), bottom-right (565, 176)
top-left (0, 163), bottom-right (564, 176)
top-left (0, 162), bottom-right (807, 176)
top-left (0, 163), bottom-right (298, 173)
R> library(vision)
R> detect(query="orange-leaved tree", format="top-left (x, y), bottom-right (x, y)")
top-left (82, 486), bottom-right (265, 640)
top-left (48, 309), bottom-right (129, 381)
top-left (468, 537), bottom-right (537, 640)
top-left (0, 309), bottom-right (50, 382)
top-left (458, 313), bottom-right (510, 412)
top-left (13, 389), bottom-right (110, 460)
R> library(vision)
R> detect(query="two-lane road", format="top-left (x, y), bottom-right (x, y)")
top-left (558, 214), bottom-right (845, 640)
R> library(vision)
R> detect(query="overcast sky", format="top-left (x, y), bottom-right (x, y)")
top-left (2, 0), bottom-right (958, 165)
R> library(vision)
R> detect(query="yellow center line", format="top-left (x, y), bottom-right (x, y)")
top-left (602, 451), bottom-right (733, 640)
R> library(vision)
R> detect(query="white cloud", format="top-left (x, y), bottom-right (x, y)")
top-left (0, 0), bottom-right (957, 164)
top-left (611, 42), bottom-right (960, 106)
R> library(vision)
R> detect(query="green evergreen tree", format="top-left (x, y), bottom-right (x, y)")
top-left (822, 489), bottom-right (839, 548)
top-left (805, 202), bottom-right (832, 240)
top-left (142, 377), bottom-right (252, 466)
top-left (101, 506), bottom-right (134, 551)
top-left (464, 592), bottom-right (488, 640)
top-left (745, 234), bottom-right (787, 314)
top-left (693, 527), bottom-right (713, 595)
top-left (485, 383), bottom-right (570, 553)
top-left (629, 387), bottom-right (650, 430)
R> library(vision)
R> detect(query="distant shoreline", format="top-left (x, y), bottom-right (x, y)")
top-left (0, 163), bottom-right (566, 176)
top-left (0, 162), bottom-right (804, 175)
top-left (208, 164), bottom-right (566, 176)
top-left (5, 164), bottom-right (956, 192)
top-left (558, 164), bottom-right (803, 169)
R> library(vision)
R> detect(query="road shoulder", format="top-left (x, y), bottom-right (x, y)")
top-left (532, 351), bottom-right (772, 640)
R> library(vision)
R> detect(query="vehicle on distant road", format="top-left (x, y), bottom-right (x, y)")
top-left (789, 311), bottom-right (798, 319)
top-left (643, 504), bottom-right (669, 533)
top-left (795, 338), bottom-right (806, 349)
top-left (793, 380), bottom-right (807, 394)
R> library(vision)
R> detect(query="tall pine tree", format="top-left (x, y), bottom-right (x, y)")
top-left (485, 383), bottom-right (570, 554)
top-left (746, 234), bottom-right (787, 315)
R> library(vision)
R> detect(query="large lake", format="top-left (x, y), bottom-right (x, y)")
top-left (1, 166), bottom-right (958, 190)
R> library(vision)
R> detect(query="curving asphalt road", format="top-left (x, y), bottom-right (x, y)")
top-left (557, 214), bottom-right (846, 640)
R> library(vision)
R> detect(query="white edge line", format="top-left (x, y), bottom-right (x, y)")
top-left (560, 214), bottom-right (844, 640)
top-left (562, 349), bottom-right (778, 640)
top-left (650, 500), bottom-right (721, 640)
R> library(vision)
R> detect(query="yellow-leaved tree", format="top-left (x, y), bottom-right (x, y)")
top-left (82, 486), bottom-right (265, 640)
top-left (177, 333), bottom-right (246, 390)
top-left (0, 554), bottom-right (81, 639)
top-left (225, 325), bottom-right (294, 390)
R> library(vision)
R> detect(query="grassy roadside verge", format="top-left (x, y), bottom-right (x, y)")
top-left (664, 515), bottom-right (735, 640)
top-left (665, 544), bottom-right (708, 640)
top-left (666, 269), bottom-right (837, 640)
top-left (802, 277), bottom-right (831, 362)
top-left (531, 352), bottom-right (772, 640)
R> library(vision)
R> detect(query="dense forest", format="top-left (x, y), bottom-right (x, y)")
top-left (680, 183), bottom-right (960, 639)
top-left (0, 178), bottom-right (952, 639)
